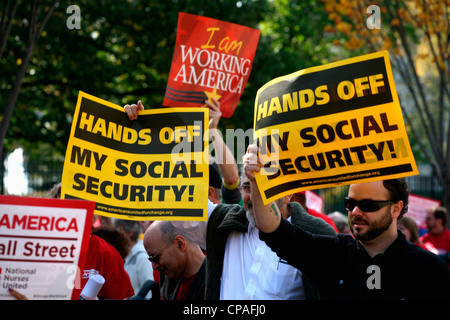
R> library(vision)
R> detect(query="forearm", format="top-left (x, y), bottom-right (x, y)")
top-left (250, 180), bottom-right (281, 233)
top-left (210, 128), bottom-right (239, 186)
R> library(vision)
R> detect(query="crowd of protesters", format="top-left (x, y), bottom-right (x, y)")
top-left (8, 98), bottom-right (450, 300)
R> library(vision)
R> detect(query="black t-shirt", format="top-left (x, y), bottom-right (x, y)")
top-left (260, 219), bottom-right (450, 299)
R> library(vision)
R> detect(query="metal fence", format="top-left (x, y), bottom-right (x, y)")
top-left (2, 159), bottom-right (444, 215)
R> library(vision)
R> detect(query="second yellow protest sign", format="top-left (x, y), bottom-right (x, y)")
top-left (61, 91), bottom-right (209, 221)
top-left (253, 51), bottom-right (419, 204)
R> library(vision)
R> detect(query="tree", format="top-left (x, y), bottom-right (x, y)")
top-left (323, 0), bottom-right (450, 218)
top-left (2, 0), bottom-right (334, 194)
top-left (0, 0), bottom-right (59, 167)
top-left (1, 0), bottom-right (272, 192)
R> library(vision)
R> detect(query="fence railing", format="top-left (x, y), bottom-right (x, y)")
top-left (3, 159), bottom-right (444, 216)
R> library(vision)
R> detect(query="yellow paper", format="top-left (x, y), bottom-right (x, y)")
top-left (253, 51), bottom-right (418, 204)
top-left (61, 91), bottom-right (209, 220)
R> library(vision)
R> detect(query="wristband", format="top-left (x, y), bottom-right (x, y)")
top-left (223, 177), bottom-right (240, 190)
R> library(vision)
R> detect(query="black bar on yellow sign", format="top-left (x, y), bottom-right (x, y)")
top-left (74, 97), bottom-right (205, 154)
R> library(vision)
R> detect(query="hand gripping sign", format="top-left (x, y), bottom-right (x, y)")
top-left (253, 51), bottom-right (419, 205)
top-left (163, 12), bottom-right (260, 118)
top-left (61, 91), bottom-right (209, 221)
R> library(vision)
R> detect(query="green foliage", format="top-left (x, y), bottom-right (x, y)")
top-left (1, 0), bottom-right (331, 192)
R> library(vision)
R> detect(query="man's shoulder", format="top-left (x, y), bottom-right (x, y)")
top-left (444, 228), bottom-right (450, 238)
top-left (209, 203), bottom-right (247, 231)
top-left (211, 203), bottom-right (245, 221)
top-left (402, 238), bottom-right (447, 267)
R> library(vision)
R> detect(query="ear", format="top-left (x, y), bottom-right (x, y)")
top-left (391, 200), bottom-right (403, 219)
top-left (208, 186), bottom-right (215, 198)
top-left (284, 194), bottom-right (293, 204)
top-left (174, 235), bottom-right (186, 251)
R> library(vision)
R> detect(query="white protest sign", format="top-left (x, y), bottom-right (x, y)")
top-left (0, 196), bottom-right (94, 300)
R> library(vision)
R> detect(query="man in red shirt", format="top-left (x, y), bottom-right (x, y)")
top-left (421, 206), bottom-right (450, 265)
top-left (73, 234), bottom-right (135, 299)
top-left (47, 182), bottom-right (135, 300)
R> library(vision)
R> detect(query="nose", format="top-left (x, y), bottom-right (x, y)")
top-left (350, 206), bottom-right (364, 217)
top-left (151, 261), bottom-right (160, 270)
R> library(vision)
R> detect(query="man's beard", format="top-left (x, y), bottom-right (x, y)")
top-left (350, 208), bottom-right (393, 241)
top-left (246, 200), bottom-right (257, 227)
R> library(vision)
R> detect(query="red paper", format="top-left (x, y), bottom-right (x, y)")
top-left (164, 12), bottom-right (260, 118)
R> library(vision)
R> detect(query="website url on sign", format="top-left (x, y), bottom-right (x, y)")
top-left (301, 170), bottom-right (381, 186)
top-left (96, 204), bottom-right (173, 216)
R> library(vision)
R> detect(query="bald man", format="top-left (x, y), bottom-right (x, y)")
top-left (143, 221), bottom-right (206, 300)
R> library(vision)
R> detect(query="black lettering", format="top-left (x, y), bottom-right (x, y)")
top-left (264, 161), bottom-right (281, 180)
top-left (380, 112), bottom-right (398, 132)
top-left (114, 183), bottom-right (129, 200)
top-left (300, 127), bottom-right (317, 147)
top-left (155, 185), bottom-right (170, 201)
top-left (148, 161), bottom-right (162, 178)
top-left (342, 148), bottom-right (354, 165)
top-left (146, 186), bottom-right (153, 201)
top-left (279, 158), bottom-right (296, 175)
top-left (130, 185), bottom-right (146, 201)
top-left (350, 146), bottom-right (368, 164)
top-left (100, 181), bottom-right (112, 198)
top-left (307, 153), bottom-right (326, 171)
top-left (115, 159), bottom-right (128, 176)
top-left (190, 161), bottom-right (203, 177)
top-left (316, 124), bottom-right (336, 143)
top-left (86, 176), bottom-right (99, 194)
top-left (368, 142), bottom-right (385, 160)
top-left (70, 145), bottom-right (91, 167)
top-left (171, 162), bottom-right (188, 178)
top-left (294, 156), bottom-right (311, 172)
top-left (257, 132), bottom-right (289, 155)
top-left (172, 185), bottom-right (187, 201)
top-left (325, 150), bottom-right (345, 169)
top-left (130, 161), bottom-right (147, 178)
top-left (92, 152), bottom-right (107, 171)
top-left (256, 135), bottom-right (274, 155)
top-left (350, 119), bottom-right (361, 138)
top-left (73, 173), bottom-right (86, 191)
top-left (336, 120), bottom-right (352, 140)
top-left (163, 162), bottom-right (170, 177)
top-left (363, 115), bottom-right (383, 136)
top-left (274, 131), bottom-right (289, 151)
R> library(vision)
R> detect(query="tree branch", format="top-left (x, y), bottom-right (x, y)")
top-left (0, 0), bottom-right (19, 60)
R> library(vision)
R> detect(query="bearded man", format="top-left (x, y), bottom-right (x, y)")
top-left (204, 172), bottom-right (336, 300)
top-left (243, 143), bottom-right (450, 299)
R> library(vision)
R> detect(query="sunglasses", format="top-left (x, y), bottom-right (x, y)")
top-left (148, 238), bottom-right (173, 264)
top-left (344, 197), bottom-right (394, 212)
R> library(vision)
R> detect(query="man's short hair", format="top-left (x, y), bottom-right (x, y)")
top-left (114, 219), bottom-right (142, 242)
top-left (431, 206), bottom-right (448, 226)
top-left (383, 178), bottom-right (409, 219)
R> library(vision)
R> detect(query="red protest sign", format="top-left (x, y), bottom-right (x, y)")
top-left (0, 195), bottom-right (95, 300)
top-left (163, 12), bottom-right (260, 118)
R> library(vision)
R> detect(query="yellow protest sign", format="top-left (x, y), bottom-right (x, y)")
top-left (253, 51), bottom-right (418, 204)
top-left (61, 91), bottom-right (209, 221)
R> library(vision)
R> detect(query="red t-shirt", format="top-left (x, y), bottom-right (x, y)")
top-left (421, 229), bottom-right (450, 255)
top-left (307, 208), bottom-right (340, 233)
top-left (176, 275), bottom-right (196, 300)
top-left (73, 235), bottom-right (135, 300)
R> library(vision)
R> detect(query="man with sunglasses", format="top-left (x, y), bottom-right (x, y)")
top-left (244, 144), bottom-right (450, 299)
